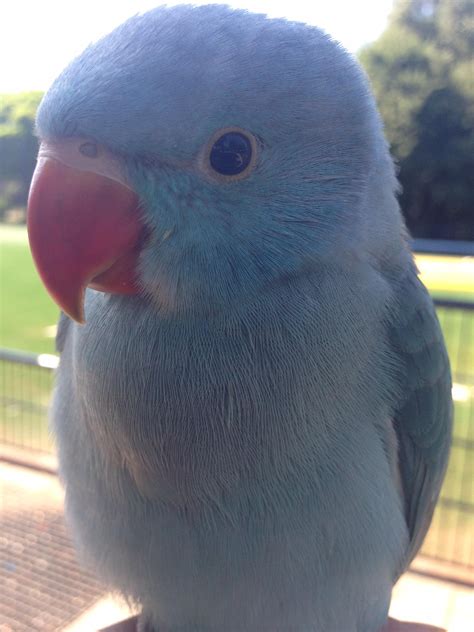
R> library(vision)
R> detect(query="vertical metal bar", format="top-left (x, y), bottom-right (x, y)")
top-left (453, 308), bottom-right (474, 566)
top-left (449, 309), bottom-right (463, 564)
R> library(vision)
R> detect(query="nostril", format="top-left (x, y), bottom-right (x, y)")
top-left (79, 142), bottom-right (99, 158)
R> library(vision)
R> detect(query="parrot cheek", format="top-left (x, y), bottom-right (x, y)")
top-left (27, 157), bottom-right (145, 323)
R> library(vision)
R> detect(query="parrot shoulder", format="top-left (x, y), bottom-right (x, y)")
top-left (388, 266), bottom-right (452, 567)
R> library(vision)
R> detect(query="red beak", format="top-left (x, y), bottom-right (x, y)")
top-left (27, 157), bottom-right (144, 323)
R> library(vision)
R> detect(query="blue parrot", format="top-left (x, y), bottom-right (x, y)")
top-left (27, 5), bottom-right (452, 631)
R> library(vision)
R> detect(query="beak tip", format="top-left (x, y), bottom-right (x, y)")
top-left (65, 311), bottom-right (86, 325)
top-left (73, 313), bottom-right (86, 326)
top-left (57, 290), bottom-right (86, 325)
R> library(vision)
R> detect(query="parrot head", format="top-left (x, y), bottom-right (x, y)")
top-left (28, 4), bottom-right (401, 322)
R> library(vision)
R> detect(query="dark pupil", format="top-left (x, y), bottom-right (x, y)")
top-left (209, 132), bottom-right (252, 176)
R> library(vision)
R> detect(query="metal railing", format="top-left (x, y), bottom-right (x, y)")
top-left (0, 299), bottom-right (473, 572)
top-left (419, 300), bottom-right (474, 571)
top-left (0, 349), bottom-right (58, 455)
top-left (410, 238), bottom-right (474, 256)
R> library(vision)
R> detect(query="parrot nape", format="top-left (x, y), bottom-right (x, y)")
top-left (27, 5), bottom-right (452, 631)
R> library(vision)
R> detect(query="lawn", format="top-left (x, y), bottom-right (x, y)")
top-left (0, 224), bottom-right (59, 354)
top-left (417, 253), bottom-right (474, 303)
top-left (0, 223), bottom-right (473, 565)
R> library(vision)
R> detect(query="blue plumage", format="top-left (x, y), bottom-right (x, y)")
top-left (32, 5), bottom-right (452, 630)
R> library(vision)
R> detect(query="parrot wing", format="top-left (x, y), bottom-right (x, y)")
top-left (389, 269), bottom-right (453, 567)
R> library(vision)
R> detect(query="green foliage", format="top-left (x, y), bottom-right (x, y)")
top-left (360, 0), bottom-right (474, 239)
top-left (0, 91), bottom-right (43, 136)
top-left (0, 92), bottom-right (42, 219)
top-left (360, 25), bottom-right (439, 157)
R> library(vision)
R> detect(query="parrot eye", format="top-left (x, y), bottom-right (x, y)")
top-left (79, 142), bottom-right (99, 158)
top-left (210, 132), bottom-right (251, 175)
top-left (202, 128), bottom-right (258, 181)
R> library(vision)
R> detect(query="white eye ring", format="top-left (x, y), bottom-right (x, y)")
top-left (198, 127), bottom-right (259, 182)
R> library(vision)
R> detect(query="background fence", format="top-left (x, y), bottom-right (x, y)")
top-left (0, 299), bottom-right (473, 575)
top-left (416, 300), bottom-right (473, 572)
top-left (0, 348), bottom-right (57, 454)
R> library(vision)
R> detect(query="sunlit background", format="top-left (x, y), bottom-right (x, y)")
top-left (0, 1), bottom-right (473, 630)
top-left (1, 0), bottom-right (394, 92)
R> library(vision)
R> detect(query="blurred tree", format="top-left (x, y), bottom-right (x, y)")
top-left (360, 0), bottom-right (474, 240)
top-left (0, 92), bottom-right (42, 221)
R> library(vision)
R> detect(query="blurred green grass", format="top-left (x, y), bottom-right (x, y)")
top-left (417, 253), bottom-right (474, 304)
top-left (0, 224), bottom-right (58, 354)
top-left (0, 223), bottom-right (473, 565)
